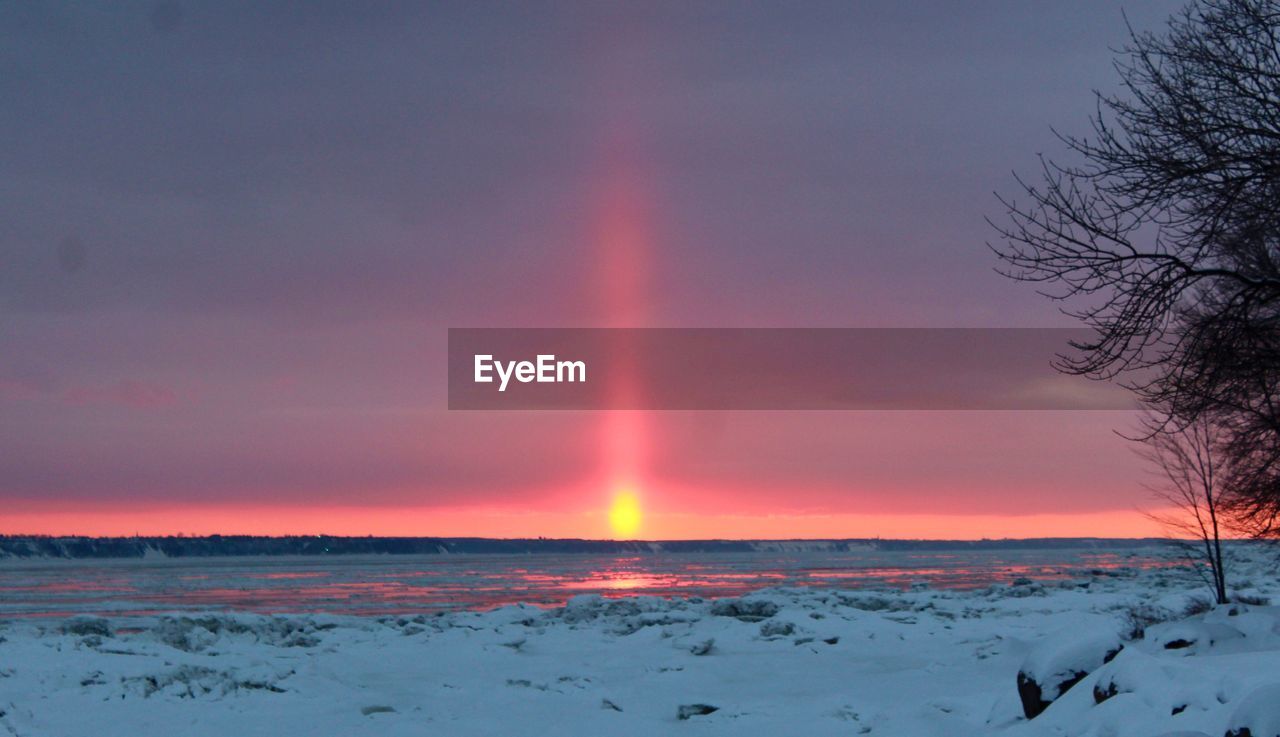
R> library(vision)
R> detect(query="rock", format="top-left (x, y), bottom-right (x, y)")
top-left (152, 617), bottom-right (218, 653)
top-left (558, 595), bottom-right (607, 623)
top-left (677, 704), bottom-right (719, 720)
top-left (123, 664), bottom-right (287, 698)
top-left (710, 598), bottom-right (779, 621)
top-left (60, 616), bottom-right (112, 638)
top-left (1225, 684), bottom-right (1280, 737)
top-left (601, 698), bottom-right (623, 712)
top-left (1090, 650), bottom-right (1194, 717)
top-left (1146, 621), bottom-right (1243, 654)
top-left (1093, 680), bottom-right (1119, 704)
top-left (361, 705), bottom-right (396, 716)
top-left (760, 620), bottom-right (795, 637)
top-left (1006, 580), bottom-right (1047, 598)
top-left (1017, 629), bottom-right (1123, 719)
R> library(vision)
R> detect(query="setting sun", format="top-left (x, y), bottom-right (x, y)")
top-left (608, 490), bottom-right (642, 539)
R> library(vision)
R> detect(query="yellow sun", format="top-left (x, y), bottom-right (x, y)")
top-left (608, 490), bottom-right (642, 539)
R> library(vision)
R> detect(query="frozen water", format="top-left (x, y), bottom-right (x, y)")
top-left (0, 546), bottom-right (1184, 618)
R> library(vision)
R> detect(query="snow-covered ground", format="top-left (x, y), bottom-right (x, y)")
top-left (1, 546), bottom-right (1277, 736)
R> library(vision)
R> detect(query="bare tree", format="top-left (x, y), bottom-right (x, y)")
top-left (990, 0), bottom-right (1280, 534)
top-left (1139, 414), bottom-right (1232, 604)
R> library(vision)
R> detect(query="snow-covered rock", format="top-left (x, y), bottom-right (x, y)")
top-left (677, 703), bottom-right (719, 720)
top-left (1225, 684), bottom-right (1280, 737)
top-left (1016, 627), bottom-right (1123, 718)
top-left (709, 596), bottom-right (779, 621)
top-left (59, 616), bottom-right (112, 638)
top-left (1145, 620), bottom-right (1244, 654)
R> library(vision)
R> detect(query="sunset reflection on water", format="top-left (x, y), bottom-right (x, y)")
top-left (0, 549), bottom-right (1186, 619)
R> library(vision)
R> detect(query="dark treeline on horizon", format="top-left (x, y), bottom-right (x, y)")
top-left (0, 535), bottom-right (1180, 560)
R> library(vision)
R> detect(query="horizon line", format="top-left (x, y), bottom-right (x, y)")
top-left (0, 533), bottom-right (1187, 543)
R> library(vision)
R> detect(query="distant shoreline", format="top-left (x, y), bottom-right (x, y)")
top-left (0, 534), bottom-right (1183, 560)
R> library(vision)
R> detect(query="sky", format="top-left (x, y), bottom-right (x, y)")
top-left (0, 1), bottom-right (1186, 539)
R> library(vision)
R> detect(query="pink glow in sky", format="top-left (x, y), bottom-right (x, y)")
top-left (0, 1), bottom-right (1184, 538)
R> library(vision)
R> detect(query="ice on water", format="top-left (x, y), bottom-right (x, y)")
top-left (0, 544), bottom-right (1277, 736)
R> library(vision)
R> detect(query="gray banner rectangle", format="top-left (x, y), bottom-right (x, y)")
top-left (447, 328), bottom-right (1136, 410)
